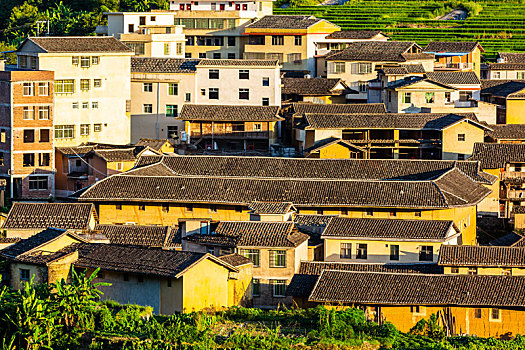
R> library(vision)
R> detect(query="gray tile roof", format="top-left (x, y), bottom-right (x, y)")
top-left (94, 224), bottom-right (179, 248)
top-left (381, 64), bottom-right (426, 75)
top-left (322, 217), bottom-right (457, 241)
top-left (426, 71), bottom-right (481, 85)
top-left (219, 253), bottom-right (253, 267)
top-left (290, 102), bottom-right (386, 116)
top-left (286, 261), bottom-right (443, 297)
top-left (303, 137), bottom-right (366, 154)
top-left (325, 41), bottom-right (431, 62)
top-left (178, 105), bottom-right (282, 122)
top-left (282, 78), bottom-right (354, 96)
top-left (438, 245), bottom-right (525, 267)
top-left (135, 139), bottom-right (172, 152)
top-left (131, 57), bottom-right (199, 73)
top-left (197, 59), bottom-right (279, 67)
top-left (308, 271), bottom-right (525, 307)
top-left (246, 15), bottom-right (325, 29)
top-left (489, 232), bottom-right (525, 247)
top-left (424, 41), bottom-right (482, 53)
top-left (481, 80), bottom-right (525, 97)
top-left (302, 112), bottom-right (484, 131)
top-left (470, 142), bottom-right (525, 169)
top-left (325, 30), bottom-right (386, 40)
top-left (248, 202), bottom-right (295, 214)
top-left (485, 124), bottom-right (525, 141)
top-left (486, 63), bottom-right (525, 71)
top-left (1, 228), bottom-right (66, 259)
top-left (498, 52), bottom-right (525, 63)
top-left (23, 36), bottom-right (132, 53)
top-left (2, 203), bottom-right (95, 230)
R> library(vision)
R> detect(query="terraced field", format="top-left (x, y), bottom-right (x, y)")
top-left (275, 1), bottom-right (525, 60)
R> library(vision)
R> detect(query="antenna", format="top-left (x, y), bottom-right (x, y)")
top-left (35, 21), bottom-right (50, 37)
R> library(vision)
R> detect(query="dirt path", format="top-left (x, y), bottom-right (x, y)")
top-left (437, 9), bottom-right (467, 20)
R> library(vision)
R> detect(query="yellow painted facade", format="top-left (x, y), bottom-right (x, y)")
top-left (477, 168), bottom-right (500, 216)
top-left (516, 213), bottom-right (525, 230)
top-left (307, 142), bottom-right (365, 159)
top-left (506, 98), bottom-right (525, 124)
top-left (442, 122), bottom-right (486, 160)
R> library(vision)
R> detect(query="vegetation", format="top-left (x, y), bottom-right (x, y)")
top-left (275, 0), bottom-right (525, 60)
top-left (0, 269), bottom-right (524, 349)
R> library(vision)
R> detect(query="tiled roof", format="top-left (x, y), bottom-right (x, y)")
top-left (515, 206), bottom-right (525, 214)
top-left (0, 237), bottom-right (22, 244)
top-left (489, 232), bottom-right (525, 247)
top-left (57, 144), bottom-right (143, 161)
top-left (308, 271), bottom-right (525, 307)
top-left (135, 139), bottom-right (172, 152)
top-left (2, 203), bottom-right (95, 230)
top-left (325, 41), bottom-right (430, 62)
top-left (322, 217), bottom-right (456, 241)
top-left (470, 143), bottom-right (525, 169)
top-left (94, 148), bottom-right (138, 162)
top-left (286, 261), bottom-right (443, 297)
top-left (302, 112), bottom-right (484, 131)
top-left (1, 228), bottom-right (66, 259)
top-left (485, 124), bottom-right (525, 141)
top-left (290, 102), bottom-right (386, 115)
top-left (386, 76), bottom-right (455, 90)
top-left (424, 41), bottom-right (482, 53)
top-left (178, 105), bottom-right (282, 122)
top-left (294, 214), bottom-right (336, 227)
top-left (94, 224), bottom-right (178, 248)
top-left (68, 243), bottom-right (231, 277)
top-left (23, 36), bottom-right (132, 53)
top-left (80, 169), bottom-right (491, 209)
top-left (426, 71), bottom-right (481, 85)
top-left (219, 253), bottom-right (253, 267)
top-left (184, 221), bottom-right (309, 248)
top-left (282, 78), bottom-right (353, 96)
top-left (438, 245), bottom-right (525, 267)
top-left (134, 156), bottom-right (495, 184)
top-left (246, 15), bottom-right (324, 29)
top-left (197, 59), bottom-right (279, 67)
top-left (486, 63), bottom-right (525, 71)
top-left (480, 80), bottom-right (525, 97)
top-left (508, 89), bottom-right (525, 99)
top-left (248, 202), bottom-right (295, 214)
top-left (498, 52), bottom-right (525, 63)
top-left (303, 138), bottom-right (366, 154)
top-left (381, 64), bottom-right (426, 75)
top-left (131, 57), bottom-right (199, 73)
top-left (325, 30), bottom-right (386, 39)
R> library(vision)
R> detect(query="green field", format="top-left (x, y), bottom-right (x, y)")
top-left (275, 1), bottom-right (525, 60)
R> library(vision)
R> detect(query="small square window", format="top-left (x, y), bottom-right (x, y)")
top-left (94, 79), bottom-right (102, 88)
top-left (92, 102), bottom-right (98, 109)
top-left (72, 102), bottom-right (79, 109)
top-left (356, 244), bottom-right (367, 259)
top-left (168, 83), bottom-right (178, 96)
top-left (209, 88), bottom-right (219, 99)
top-left (262, 98), bottom-right (269, 106)
top-left (209, 69), bottom-right (219, 79)
top-left (139, 204), bottom-right (146, 211)
top-left (490, 308), bottom-right (501, 321)
top-left (468, 267), bottom-right (478, 275)
top-left (390, 210), bottom-right (397, 217)
top-left (186, 204), bottom-right (193, 212)
top-left (209, 205), bottom-right (218, 213)
top-left (252, 278), bottom-right (260, 296)
top-left (80, 56), bottom-right (90, 68)
top-left (451, 267), bottom-right (459, 274)
top-left (415, 210), bottom-right (422, 217)
top-left (72, 56), bottom-right (79, 65)
top-left (458, 134), bottom-right (466, 142)
top-left (116, 204), bottom-right (122, 210)
top-left (201, 89), bottom-right (206, 96)
top-left (272, 280), bottom-right (286, 297)
top-left (80, 124), bottom-right (90, 136)
top-left (474, 308), bottom-right (482, 319)
top-left (94, 124), bottom-right (102, 132)
top-left (20, 268), bottom-right (30, 281)
top-left (143, 83), bottom-right (153, 92)
top-left (239, 88), bottom-right (249, 100)
top-left (366, 209), bottom-right (373, 216)
top-left (144, 104), bottom-right (153, 113)
top-left (162, 203), bottom-right (170, 213)
top-left (239, 70), bottom-right (249, 80)
top-left (340, 243), bottom-right (351, 259)
top-left (262, 77), bottom-right (270, 86)
top-left (92, 56), bottom-right (99, 65)
top-left (419, 246), bottom-right (434, 262)
top-left (82, 102), bottom-right (89, 109)
top-left (185, 93), bottom-right (191, 102)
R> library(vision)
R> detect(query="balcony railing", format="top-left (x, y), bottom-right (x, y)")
top-left (191, 131), bottom-right (270, 139)
top-left (507, 190), bottom-right (525, 200)
top-left (502, 171), bottom-right (525, 181)
top-left (434, 62), bottom-right (473, 70)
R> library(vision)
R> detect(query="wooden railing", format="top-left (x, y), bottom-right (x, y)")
top-left (190, 131), bottom-right (270, 139)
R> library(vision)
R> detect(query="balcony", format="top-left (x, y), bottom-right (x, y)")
top-left (502, 171), bottom-right (525, 182)
top-left (507, 190), bottom-right (525, 200)
top-left (434, 62), bottom-right (473, 71)
top-left (190, 131), bottom-right (270, 139)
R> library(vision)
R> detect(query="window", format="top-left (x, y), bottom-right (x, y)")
top-left (270, 250), bottom-right (286, 268)
top-left (23, 83), bottom-right (34, 96)
top-left (116, 204), bottom-right (122, 210)
top-left (38, 82), bottom-right (49, 96)
top-left (23, 153), bottom-right (35, 167)
top-left (332, 62), bottom-right (345, 74)
top-left (80, 124), bottom-right (90, 136)
top-left (185, 204), bottom-right (193, 212)
top-left (390, 245), bottom-right (399, 261)
top-left (82, 102), bottom-right (89, 109)
top-left (474, 308), bottom-right (482, 319)
top-left (23, 107), bottom-right (34, 120)
top-left (139, 204), bottom-right (145, 211)
top-left (490, 308), bottom-right (501, 321)
top-left (358, 81), bottom-right (368, 93)
top-left (164, 43), bottom-right (170, 55)
top-left (39, 153), bottom-right (50, 167)
top-left (228, 36), bottom-right (236, 47)
top-left (94, 124), bottom-right (102, 132)
top-left (209, 88), bottom-right (219, 99)
top-left (272, 280), bottom-right (286, 297)
top-left (209, 69), bottom-right (219, 79)
top-left (228, 53), bottom-right (235, 59)
top-left (239, 70), bottom-right (249, 80)
top-left (19, 56), bottom-right (27, 68)
top-left (166, 105), bottom-right (178, 117)
top-left (143, 104), bottom-right (153, 113)
top-left (91, 56), bottom-right (99, 65)
top-left (262, 77), bottom-right (269, 86)
top-left (366, 209), bottom-right (373, 216)
top-left (415, 210), bottom-right (422, 217)
top-left (199, 53), bottom-right (206, 58)
top-left (503, 268), bottom-right (512, 276)
top-left (354, 62), bottom-right (372, 74)
top-left (167, 126), bottom-right (178, 139)
top-left (162, 203), bottom-right (170, 213)
top-left (287, 53), bottom-right (302, 65)
top-left (80, 79), bottom-right (90, 91)
top-left (80, 56), bottom-right (90, 68)
top-left (72, 56), bottom-right (79, 65)
top-left (451, 267), bottom-right (459, 274)
top-left (92, 102), bottom-right (98, 109)
top-left (340, 243), bottom-right (351, 259)
top-left (30, 57), bottom-right (37, 69)
top-left (128, 24), bottom-right (134, 32)
top-left (168, 83), bottom-right (178, 96)
top-left (0, 152), bottom-right (3, 166)
top-left (262, 98), bottom-right (269, 106)
top-left (38, 106), bottom-right (50, 120)
top-left (458, 133), bottom-right (466, 142)
top-left (143, 83), bottom-right (153, 92)
top-left (29, 176), bottom-right (48, 190)
top-left (185, 93), bottom-right (191, 102)
top-left (55, 80), bottom-right (75, 93)
top-left (72, 102), bottom-right (79, 109)
top-left (356, 244), bottom-right (367, 259)
top-left (209, 205), bottom-right (218, 213)
top-left (294, 35), bottom-right (302, 46)
top-left (457, 154), bottom-right (465, 161)
top-left (403, 92), bottom-right (411, 104)
top-left (272, 35), bottom-right (284, 45)
top-left (252, 279), bottom-right (260, 296)
top-left (468, 267), bottom-right (478, 275)
top-left (518, 72), bottom-right (525, 79)
top-left (252, 123), bottom-right (261, 132)
top-left (201, 89), bottom-right (206, 96)
top-left (425, 92), bottom-right (435, 104)
top-left (340, 208), bottom-right (348, 215)
top-left (390, 210), bottom-right (397, 217)
top-left (39, 129), bottom-right (49, 143)
top-left (55, 125), bottom-right (75, 139)
top-left (239, 89), bottom-right (249, 100)
top-left (94, 79), bottom-right (102, 88)
top-left (243, 249), bottom-right (260, 267)
top-left (20, 269), bottom-right (30, 281)
top-left (23, 130), bottom-right (34, 143)
top-left (0, 130), bottom-right (5, 143)
top-left (445, 92), bottom-right (451, 103)
top-left (410, 306), bottom-right (426, 315)
top-left (419, 246), bottom-right (433, 262)
top-left (213, 53), bottom-right (221, 59)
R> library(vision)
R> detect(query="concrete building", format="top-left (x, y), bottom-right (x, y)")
top-left (0, 70), bottom-right (55, 199)
top-left (481, 52), bottom-right (525, 80)
top-left (15, 37), bottom-right (134, 146)
top-left (423, 41), bottom-right (484, 78)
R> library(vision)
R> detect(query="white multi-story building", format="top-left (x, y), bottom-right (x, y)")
top-left (16, 37), bottom-right (133, 146)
